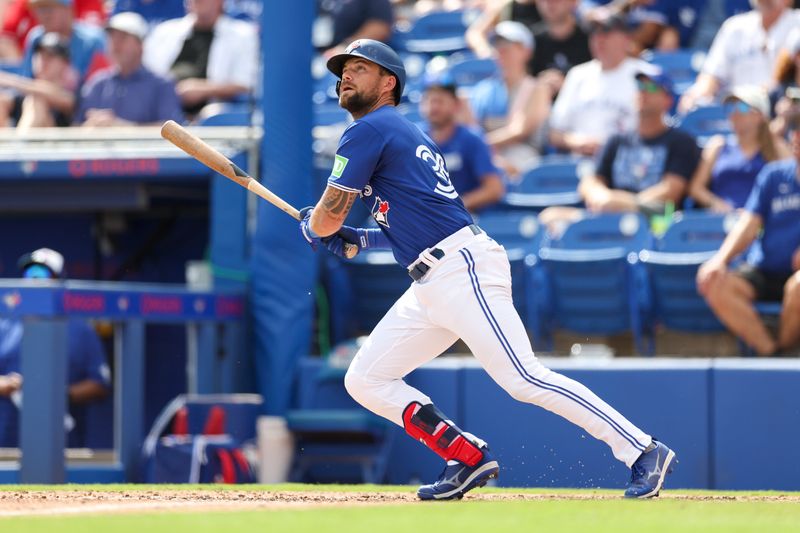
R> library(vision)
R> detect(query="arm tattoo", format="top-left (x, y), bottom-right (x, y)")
top-left (320, 187), bottom-right (357, 221)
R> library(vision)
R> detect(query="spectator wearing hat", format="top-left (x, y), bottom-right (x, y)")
top-left (142, 0), bottom-right (258, 117)
top-left (0, 32), bottom-right (78, 128)
top-left (466, 20), bottom-right (552, 177)
top-left (697, 116), bottom-right (800, 357)
top-left (0, 248), bottom-right (111, 448)
top-left (20, 0), bottom-right (110, 86)
top-left (690, 86), bottom-right (790, 212)
top-left (0, 0), bottom-right (104, 61)
top-left (540, 66), bottom-right (701, 231)
top-left (548, 14), bottom-right (642, 157)
top-left (678, 0), bottom-right (800, 115)
top-left (421, 78), bottom-right (505, 212)
top-left (76, 12), bottom-right (184, 126)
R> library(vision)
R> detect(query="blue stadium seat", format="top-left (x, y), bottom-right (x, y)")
top-left (637, 212), bottom-right (734, 337)
top-left (476, 211), bottom-right (542, 254)
top-left (677, 104), bottom-right (731, 146)
top-left (502, 158), bottom-right (586, 211)
top-left (196, 103), bottom-right (252, 126)
top-left (528, 213), bottom-right (652, 354)
top-left (446, 57), bottom-right (498, 88)
top-left (394, 10), bottom-right (479, 54)
top-left (341, 251), bottom-right (410, 334)
top-left (641, 49), bottom-right (706, 96)
top-left (314, 102), bottom-right (350, 126)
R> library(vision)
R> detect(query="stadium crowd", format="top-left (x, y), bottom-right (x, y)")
top-left (0, 0), bottom-right (798, 357)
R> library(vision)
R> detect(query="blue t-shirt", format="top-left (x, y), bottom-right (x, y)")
top-left (76, 66), bottom-right (185, 125)
top-left (23, 23), bottom-right (108, 85)
top-left (423, 124), bottom-right (498, 197)
top-left (710, 139), bottom-right (766, 209)
top-left (327, 105), bottom-right (474, 267)
top-left (0, 319), bottom-right (110, 448)
top-left (744, 159), bottom-right (800, 275)
top-left (595, 128), bottom-right (700, 193)
top-left (317, 0), bottom-right (393, 49)
top-left (633, 0), bottom-right (706, 47)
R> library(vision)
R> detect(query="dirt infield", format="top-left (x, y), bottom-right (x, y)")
top-left (1, 489), bottom-right (800, 517)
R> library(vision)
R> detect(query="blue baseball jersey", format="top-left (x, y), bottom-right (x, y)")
top-left (422, 124), bottom-right (499, 198)
top-left (327, 105), bottom-right (474, 267)
top-left (744, 159), bottom-right (800, 274)
top-left (0, 318), bottom-right (110, 447)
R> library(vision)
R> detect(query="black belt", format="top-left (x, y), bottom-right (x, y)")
top-left (408, 224), bottom-right (482, 281)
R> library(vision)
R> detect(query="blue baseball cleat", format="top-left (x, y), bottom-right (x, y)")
top-left (625, 440), bottom-right (676, 498)
top-left (417, 446), bottom-right (499, 501)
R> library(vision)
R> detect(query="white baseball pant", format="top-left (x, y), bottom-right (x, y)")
top-left (344, 225), bottom-right (652, 468)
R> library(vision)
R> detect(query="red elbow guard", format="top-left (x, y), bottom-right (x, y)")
top-left (402, 402), bottom-right (484, 467)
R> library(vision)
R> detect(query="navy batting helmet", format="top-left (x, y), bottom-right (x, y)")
top-left (327, 39), bottom-right (406, 104)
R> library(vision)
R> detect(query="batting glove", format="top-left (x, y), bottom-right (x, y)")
top-left (324, 225), bottom-right (391, 258)
top-left (299, 206), bottom-right (322, 251)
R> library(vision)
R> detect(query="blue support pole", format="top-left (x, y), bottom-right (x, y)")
top-left (116, 320), bottom-right (144, 482)
top-left (254, 0), bottom-right (317, 415)
top-left (196, 322), bottom-right (217, 393)
top-left (20, 318), bottom-right (67, 484)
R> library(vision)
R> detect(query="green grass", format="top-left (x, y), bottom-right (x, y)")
top-left (1, 485), bottom-right (799, 533)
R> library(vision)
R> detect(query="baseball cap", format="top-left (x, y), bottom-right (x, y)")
top-left (17, 248), bottom-right (65, 279)
top-left (422, 70), bottom-right (457, 96)
top-left (723, 85), bottom-right (770, 117)
top-left (492, 21), bottom-right (535, 50)
top-left (34, 32), bottom-right (70, 60)
top-left (635, 65), bottom-right (674, 97)
top-left (106, 12), bottom-right (149, 41)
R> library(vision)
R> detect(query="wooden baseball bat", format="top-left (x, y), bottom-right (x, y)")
top-left (160, 120), bottom-right (358, 258)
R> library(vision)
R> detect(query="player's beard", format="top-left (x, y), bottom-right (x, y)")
top-left (340, 86), bottom-right (380, 116)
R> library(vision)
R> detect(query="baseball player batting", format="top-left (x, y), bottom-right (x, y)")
top-left (299, 39), bottom-right (675, 500)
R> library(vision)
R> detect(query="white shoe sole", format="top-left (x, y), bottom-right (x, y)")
top-left (634, 449), bottom-right (676, 499)
top-left (420, 461), bottom-right (500, 501)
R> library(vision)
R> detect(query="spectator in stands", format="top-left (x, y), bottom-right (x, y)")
top-left (466, 21), bottom-right (551, 176)
top-left (0, 0), bottom-right (105, 61)
top-left (75, 13), bottom-right (184, 127)
top-left (548, 13), bottom-right (641, 156)
top-left (770, 28), bottom-right (800, 138)
top-left (678, 0), bottom-right (800, 114)
top-left (110, 0), bottom-right (186, 26)
top-left (0, 248), bottom-right (111, 448)
top-left (540, 67), bottom-right (701, 231)
top-left (690, 86), bottom-right (789, 212)
top-left (0, 32), bottom-right (78, 128)
top-left (315, 0), bottom-right (393, 58)
top-left (20, 0), bottom-right (109, 87)
top-left (466, 0), bottom-right (541, 59)
top-left (421, 76), bottom-right (505, 212)
top-left (143, 0), bottom-right (258, 117)
top-left (528, 0), bottom-right (591, 97)
top-left (696, 116), bottom-right (800, 356)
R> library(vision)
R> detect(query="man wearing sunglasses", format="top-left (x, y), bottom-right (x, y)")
top-left (541, 65), bottom-right (701, 230)
top-left (697, 115), bottom-right (800, 356)
top-left (0, 248), bottom-right (110, 448)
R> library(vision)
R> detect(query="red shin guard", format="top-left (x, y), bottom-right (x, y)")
top-left (402, 402), bottom-right (484, 467)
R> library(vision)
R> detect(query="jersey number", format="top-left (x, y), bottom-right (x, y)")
top-left (416, 145), bottom-right (458, 199)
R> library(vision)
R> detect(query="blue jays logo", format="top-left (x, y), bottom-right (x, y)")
top-left (346, 41), bottom-right (361, 53)
top-left (372, 196), bottom-right (390, 227)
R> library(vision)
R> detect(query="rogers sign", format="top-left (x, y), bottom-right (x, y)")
top-left (141, 295), bottom-right (183, 315)
top-left (68, 159), bottom-right (160, 178)
top-left (63, 293), bottom-right (106, 313)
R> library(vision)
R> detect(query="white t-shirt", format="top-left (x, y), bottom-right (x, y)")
top-left (702, 8), bottom-right (800, 90)
top-left (549, 57), bottom-right (642, 142)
